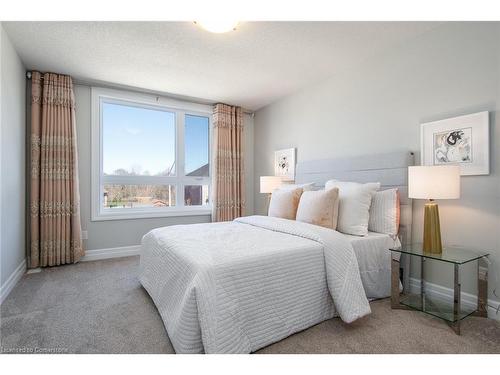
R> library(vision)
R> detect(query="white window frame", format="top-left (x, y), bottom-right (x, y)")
top-left (91, 87), bottom-right (212, 221)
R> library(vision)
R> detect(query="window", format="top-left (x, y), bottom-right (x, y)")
top-left (91, 87), bottom-right (212, 220)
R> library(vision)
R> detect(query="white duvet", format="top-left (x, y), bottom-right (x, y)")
top-left (139, 215), bottom-right (370, 354)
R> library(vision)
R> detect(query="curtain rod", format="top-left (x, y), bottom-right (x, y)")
top-left (26, 71), bottom-right (255, 116)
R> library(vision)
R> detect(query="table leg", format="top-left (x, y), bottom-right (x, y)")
top-left (449, 264), bottom-right (461, 335)
top-left (448, 320), bottom-right (461, 335)
top-left (391, 258), bottom-right (410, 310)
top-left (421, 257), bottom-right (426, 310)
top-left (473, 257), bottom-right (488, 318)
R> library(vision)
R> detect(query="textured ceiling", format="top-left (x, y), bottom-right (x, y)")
top-left (3, 22), bottom-right (440, 110)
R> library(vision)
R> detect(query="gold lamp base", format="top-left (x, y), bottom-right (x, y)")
top-left (265, 193), bottom-right (272, 215)
top-left (423, 201), bottom-right (442, 254)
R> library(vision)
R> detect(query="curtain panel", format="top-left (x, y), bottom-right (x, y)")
top-left (29, 71), bottom-right (83, 268)
top-left (212, 103), bottom-right (245, 222)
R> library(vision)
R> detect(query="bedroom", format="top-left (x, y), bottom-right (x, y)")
top-left (0, 0), bottom-right (499, 372)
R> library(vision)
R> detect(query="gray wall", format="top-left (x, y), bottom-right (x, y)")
top-left (254, 23), bottom-right (500, 302)
top-left (0, 25), bottom-right (26, 286)
top-left (74, 84), bottom-right (254, 250)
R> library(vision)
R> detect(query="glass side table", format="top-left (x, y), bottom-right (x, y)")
top-left (390, 244), bottom-right (489, 335)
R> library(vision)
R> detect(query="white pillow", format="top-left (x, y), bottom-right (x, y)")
top-left (279, 182), bottom-right (315, 191)
top-left (368, 188), bottom-right (400, 238)
top-left (325, 180), bottom-right (380, 236)
top-left (296, 188), bottom-right (340, 229)
top-left (268, 188), bottom-right (303, 220)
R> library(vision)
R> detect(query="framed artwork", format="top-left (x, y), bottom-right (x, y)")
top-left (421, 111), bottom-right (489, 176)
top-left (274, 148), bottom-right (296, 181)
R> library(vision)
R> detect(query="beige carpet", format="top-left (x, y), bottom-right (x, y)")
top-left (1, 256), bottom-right (499, 354)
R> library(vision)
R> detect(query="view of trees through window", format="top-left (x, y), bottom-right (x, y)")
top-left (99, 100), bottom-right (210, 213)
top-left (104, 184), bottom-right (176, 209)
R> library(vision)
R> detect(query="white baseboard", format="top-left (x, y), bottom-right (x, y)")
top-left (80, 245), bottom-right (141, 262)
top-left (409, 277), bottom-right (500, 321)
top-left (0, 258), bottom-right (26, 305)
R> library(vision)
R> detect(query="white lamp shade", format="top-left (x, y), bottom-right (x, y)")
top-left (260, 176), bottom-right (282, 194)
top-left (408, 165), bottom-right (460, 200)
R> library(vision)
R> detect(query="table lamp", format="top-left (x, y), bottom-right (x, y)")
top-left (260, 176), bottom-right (282, 214)
top-left (408, 165), bottom-right (460, 254)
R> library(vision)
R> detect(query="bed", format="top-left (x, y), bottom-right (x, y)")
top-left (348, 231), bottom-right (401, 299)
top-left (139, 151), bottom-right (414, 354)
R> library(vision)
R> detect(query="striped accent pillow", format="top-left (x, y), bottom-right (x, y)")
top-left (368, 188), bottom-right (400, 238)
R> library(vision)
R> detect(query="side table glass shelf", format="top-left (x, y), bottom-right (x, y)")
top-left (390, 244), bottom-right (489, 335)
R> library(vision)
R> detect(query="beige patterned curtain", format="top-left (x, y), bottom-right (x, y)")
top-left (29, 71), bottom-right (83, 268)
top-left (212, 103), bottom-right (245, 222)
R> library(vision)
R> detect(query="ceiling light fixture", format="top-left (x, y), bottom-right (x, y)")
top-left (194, 19), bottom-right (238, 33)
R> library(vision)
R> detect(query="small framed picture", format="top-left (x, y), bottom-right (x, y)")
top-left (274, 148), bottom-right (296, 181)
top-left (421, 111), bottom-right (489, 176)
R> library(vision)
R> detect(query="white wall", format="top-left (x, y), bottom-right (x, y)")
top-left (0, 24), bottom-right (26, 294)
top-left (254, 23), bottom-right (500, 303)
top-left (74, 84), bottom-right (254, 251)
top-left (244, 112), bottom-right (255, 215)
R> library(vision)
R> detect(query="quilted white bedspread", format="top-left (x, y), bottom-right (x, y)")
top-left (139, 215), bottom-right (370, 354)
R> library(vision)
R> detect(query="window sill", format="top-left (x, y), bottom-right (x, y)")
top-left (91, 208), bottom-right (212, 222)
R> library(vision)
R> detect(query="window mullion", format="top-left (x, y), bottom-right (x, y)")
top-left (177, 110), bottom-right (186, 207)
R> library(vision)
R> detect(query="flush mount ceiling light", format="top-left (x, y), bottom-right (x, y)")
top-left (194, 19), bottom-right (238, 33)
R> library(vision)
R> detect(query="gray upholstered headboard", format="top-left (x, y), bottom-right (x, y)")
top-left (295, 151), bottom-right (415, 245)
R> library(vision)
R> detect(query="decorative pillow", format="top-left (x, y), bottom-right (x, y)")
top-left (296, 188), bottom-right (340, 229)
top-left (368, 188), bottom-right (400, 238)
top-left (268, 188), bottom-right (303, 220)
top-left (279, 182), bottom-right (315, 191)
top-left (325, 180), bottom-right (380, 236)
